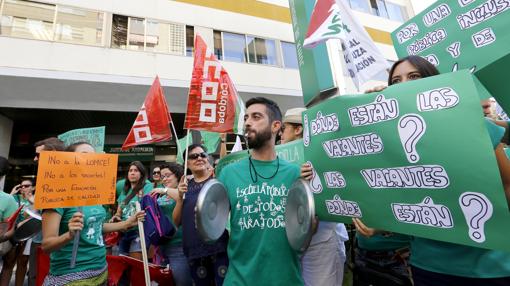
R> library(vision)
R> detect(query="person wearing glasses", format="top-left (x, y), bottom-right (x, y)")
top-left (0, 179), bottom-right (36, 286)
top-left (175, 144), bottom-right (229, 286)
top-left (152, 167), bottom-right (163, 188)
top-left (151, 163), bottom-right (192, 286)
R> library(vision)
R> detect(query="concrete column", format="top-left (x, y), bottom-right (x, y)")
top-left (0, 113), bottom-right (13, 191)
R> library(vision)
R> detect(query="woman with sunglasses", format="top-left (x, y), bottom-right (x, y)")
top-left (0, 179), bottom-right (35, 286)
top-left (174, 144), bottom-right (229, 286)
top-left (150, 162), bottom-right (192, 286)
top-left (152, 167), bottom-right (163, 188)
top-left (42, 142), bottom-right (145, 286)
top-left (352, 56), bottom-right (510, 286)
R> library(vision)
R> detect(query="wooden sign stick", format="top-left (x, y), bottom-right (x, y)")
top-left (136, 199), bottom-right (151, 286)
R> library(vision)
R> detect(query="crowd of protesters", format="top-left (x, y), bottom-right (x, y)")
top-left (0, 56), bottom-right (509, 286)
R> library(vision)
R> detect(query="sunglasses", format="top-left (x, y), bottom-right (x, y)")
top-left (153, 171), bottom-right (161, 175)
top-left (20, 185), bottom-right (32, 188)
top-left (188, 152), bottom-right (208, 160)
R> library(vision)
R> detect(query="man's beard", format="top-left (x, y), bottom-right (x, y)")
top-left (247, 126), bottom-right (272, 150)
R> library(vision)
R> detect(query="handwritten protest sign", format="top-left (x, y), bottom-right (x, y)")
top-left (58, 127), bottom-right (106, 153)
top-left (215, 139), bottom-right (305, 176)
top-left (391, 0), bottom-right (510, 109)
top-left (34, 151), bottom-right (118, 209)
top-left (303, 71), bottom-right (510, 251)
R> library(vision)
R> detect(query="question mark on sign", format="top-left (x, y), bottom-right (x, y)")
top-left (303, 114), bottom-right (310, 147)
top-left (398, 114), bottom-right (426, 163)
top-left (306, 161), bottom-right (322, 194)
top-left (459, 192), bottom-right (493, 243)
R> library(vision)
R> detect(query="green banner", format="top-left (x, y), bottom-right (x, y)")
top-left (288, 0), bottom-right (335, 106)
top-left (215, 139), bottom-right (305, 176)
top-left (391, 0), bottom-right (510, 108)
top-left (58, 126), bottom-right (105, 152)
top-left (303, 71), bottom-right (510, 251)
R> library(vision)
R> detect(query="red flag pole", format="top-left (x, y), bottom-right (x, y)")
top-left (170, 121), bottom-right (179, 145)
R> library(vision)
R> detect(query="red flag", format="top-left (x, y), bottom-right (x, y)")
top-left (184, 34), bottom-right (245, 134)
top-left (122, 76), bottom-right (172, 150)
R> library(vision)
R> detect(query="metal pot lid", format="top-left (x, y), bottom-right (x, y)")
top-left (13, 218), bottom-right (42, 243)
top-left (25, 208), bottom-right (42, 220)
top-left (285, 179), bottom-right (315, 252)
top-left (196, 179), bottom-right (230, 242)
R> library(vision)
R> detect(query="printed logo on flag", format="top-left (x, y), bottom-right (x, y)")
top-left (122, 77), bottom-right (172, 150)
top-left (184, 34), bottom-right (245, 135)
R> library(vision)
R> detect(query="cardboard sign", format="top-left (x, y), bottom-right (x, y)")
top-left (58, 127), bottom-right (106, 153)
top-left (215, 139), bottom-right (305, 177)
top-left (391, 0), bottom-right (510, 109)
top-left (35, 151), bottom-right (118, 209)
top-left (303, 71), bottom-right (510, 251)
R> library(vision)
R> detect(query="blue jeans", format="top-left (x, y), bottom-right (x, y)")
top-left (188, 252), bottom-right (228, 286)
top-left (412, 266), bottom-right (510, 286)
top-left (119, 230), bottom-right (142, 255)
top-left (163, 244), bottom-right (192, 286)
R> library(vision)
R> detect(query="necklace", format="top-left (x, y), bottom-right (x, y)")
top-left (248, 155), bottom-right (280, 183)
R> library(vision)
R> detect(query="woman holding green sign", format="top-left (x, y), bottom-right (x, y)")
top-left (42, 142), bottom-right (145, 286)
top-left (354, 56), bottom-right (510, 286)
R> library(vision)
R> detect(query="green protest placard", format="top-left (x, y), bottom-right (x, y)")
top-left (288, 0), bottom-right (335, 106)
top-left (58, 126), bottom-right (106, 153)
top-left (215, 139), bottom-right (305, 176)
top-left (391, 0), bottom-right (510, 107)
top-left (303, 71), bottom-right (510, 251)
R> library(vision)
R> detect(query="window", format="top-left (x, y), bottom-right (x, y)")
top-left (111, 14), bottom-right (128, 49)
top-left (246, 35), bottom-right (277, 65)
top-left (144, 20), bottom-right (184, 55)
top-left (111, 14), bottom-right (184, 54)
top-left (185, 25), bottom-right (194, 56)
top-left (128, 17), bottom-right (144, 50)
top-left (281, 42), bottom-right (298, 69)
top-left (0, 0), bottom-right (56, 40)
top-left (347, 0), bottom-right (370, 13)
top-left (222, 32), bottom-right (246, 63)
top-left (213, 30), bottom-right (222, 60)
top-left (370, 0), bottom-right (389, 18)
top-left (54, 5), bottom-right (104, 46)
top-left (385, 1), bottom-right (408, 22)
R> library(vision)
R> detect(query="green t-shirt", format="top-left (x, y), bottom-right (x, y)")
top-left (410, 119), bottom-right (510, 278)
top-left (13, 195), bottom-right (32, 222)
top-left (0, 192), bottom-right (17, 221)
top-left (117, 182), bottom-right (153, 221)
top-left (158, 195), bottom-right (182, 246)
top-left (356, 233), bottom-right (410, 251)
top-left (218, 157), bottom-right (303, 286)
top-left (49, 205), bottom-right (106, 276)
top-left (116, 179), bottom-right (152, 199)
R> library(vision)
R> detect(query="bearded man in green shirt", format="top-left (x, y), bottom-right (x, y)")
top-left (218, 97), bottom-right (304, 286)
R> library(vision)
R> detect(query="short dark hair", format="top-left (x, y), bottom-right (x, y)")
top-left (0, 156), bottom-right (9, 178)
top-left (183, 144), bottom-right (207, 162)
top-left (34, 137), bottom-right (65, 151)
top-left (388, 55), bottom-right (440, 86)
top-left (159, 162), bottom-right (184, 181)
top-left (65, 141), bottom-right (93, 152)
top-left (246, 97), bottom-right (282, 123)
